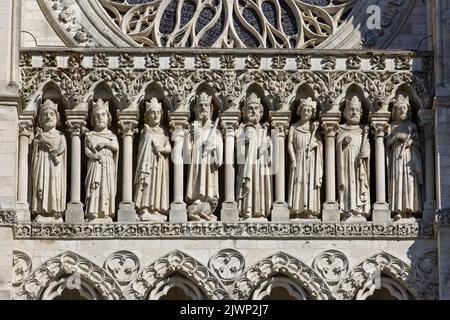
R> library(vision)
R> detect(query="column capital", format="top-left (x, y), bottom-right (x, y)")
top-left (270, 111), bottom-right (291, 136)
top-left (320, 112), bottom-right (340, 138)
top-left (66, 111), bottom-right (87, 138)
top-left (168, 111), bottom-right (190, 132)
top-left (18, 114), bottom-right (34, 140)
top-left (220, 111), bottom-right (241, 135)
top-left (118, 111), bottom-right (139, 137)
top-left (369, 112), bottom-right (391, 137)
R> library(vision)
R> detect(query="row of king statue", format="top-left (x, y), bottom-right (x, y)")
top-left (30, 92), bottom-right (423, 223)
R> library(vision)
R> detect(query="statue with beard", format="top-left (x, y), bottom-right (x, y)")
top-left (336, 96), bottom-right (371, 221)
top-left (236, 93), bottom-right (273, 221)
top-left (185, 92), bottom-right (223, 221)
top-left (32, 99), bottom-right (67, 223)
top-left (84, 99), bottom-right (119, 222)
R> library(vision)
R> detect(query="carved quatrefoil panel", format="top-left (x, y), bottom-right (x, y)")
top-left (104, 250), bottom-right (141, 285)
top-left (208, 249), bottom-right (246, 284)
top-left (312, 250), bottom-right (349, 285)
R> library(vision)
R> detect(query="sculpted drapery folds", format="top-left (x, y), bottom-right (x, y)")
top-left (336, 96), bottom-right (371, 221)
top-left (387, 95), bottom-right (423, 220)
top-left (288, 98), bottom-right (323, 219)
top-left (185, 92), bottom-right (223, 222)
top-left (236, 93), bottom-right (273, 221)
top-left (32, 99), bottom-right (67, 223)
top-left (134, 98), bottom-right (171, 222)
top-left (84, 99), bottom-right (119, 222)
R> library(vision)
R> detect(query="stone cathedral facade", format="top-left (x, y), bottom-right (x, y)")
top-left (0, 0), bottom-right (449, 300)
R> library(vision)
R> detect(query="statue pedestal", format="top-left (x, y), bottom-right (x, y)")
top-left (220, 202), bottom-right (239, 222)
top-left (372, 202), bottom-right (391, 222)
top-left (65, 202), bottom-right (84, 223)
top-left (16, 202), bottom-right (30, 222)
top-left (271, 202), bottom-right (289, 222)
top-left (422, 201), bottom-right (436, 224)
top-left (170, 202), bottom-right (187, 222)
top-left (322, 202), bottom-right (340, 222)
top-left (117, 202), bottom-right (138, 223)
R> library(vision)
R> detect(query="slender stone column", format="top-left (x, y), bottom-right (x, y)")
top-left (17, 116), bottom-right (34, 222)
top-left (419, 109), bottom-right (436, 223)
top-left (65, 112), bottom-right (87, 223)
top-left (168, 111), bottom-right (190, 222)
top-left (220, 111), bottom-right (240, 222)
top-left (117, 112), bottom-right (139, 222)
top-left (320, 112), bottom-right (340, 222)
top-left (370, 112), bottom-right (391, 222)
top-left (270, 111), bottom-right (290, 221)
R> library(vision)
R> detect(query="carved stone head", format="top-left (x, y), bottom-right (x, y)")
top-left (297, 97), bottom-right (317, 121)
top-left (145, 98), bottom-right (163, 127)
top-left (39, 99), bottom-right (60, 132)
top-left (92, 99), bottom-right (112, 131)
top-left (243, 93), bottom-right (264, 125)
top-left (344, 96), bottom-right (362, 125)
top-left (194, 92), bottom-right (214, 121)
top-left (392, 94), bottom-right (411, 121)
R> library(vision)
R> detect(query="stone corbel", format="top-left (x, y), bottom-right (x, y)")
top-left (117, 111), bottom-right (139, 223)
top-left (270, 111), bottom-right (291, 221)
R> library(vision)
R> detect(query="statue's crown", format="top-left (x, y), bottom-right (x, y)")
top-left (299, 97), bottom-right (317, 109)
top-left (245, 93), bottom-right (261, 106)
top-left (393, 94), bottom-right (410, 105)
top-left (346, 95), bottom-right (362, 108)
top-left (41, 99), bottom-right (58, 113)
top-left (196, 92), bottom-right (212, 104)
top-left (146, 97), bottom-right (162, 111)
top-left (93, 98), bottom-right (109, 112)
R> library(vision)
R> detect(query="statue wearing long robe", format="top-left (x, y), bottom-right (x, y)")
top-left (85, 130), bottom-right (119, 221)
top-left (185, 119), bottom-right (223, 204)
top-left (32, 129), bottom-right (67, 221)
top-left (134, 124), bottom-right (171, 217)
top-left (287, 121), bottom-right (323, 218)
top-left (236, 123), bottom-right (273, 220)
top-left (336, 124), bottom-right (370, 219)
top-left (387, 120), bottom-right (422, 218)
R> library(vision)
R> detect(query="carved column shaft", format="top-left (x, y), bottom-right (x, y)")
top-left (119, 121), bottom-right (138, 203)
top-left (168, 111), bottom-right (190, 222)
top-left (320, 112), bottom-right (340, 222)
top-left (66, 118), bottom-right (86, 203)
top-left (370, 113), bottom-right (390, 222)
top-left (220, 112), bottom-right (240, 222)
top-left (270, 112), bottom-right (290, 221)
top-left (419, 109), bottom-right (436, 222)
top-left (117, 113), bottom-right (139, 223)
top-left (17, 120), bottom-right (33, 204)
